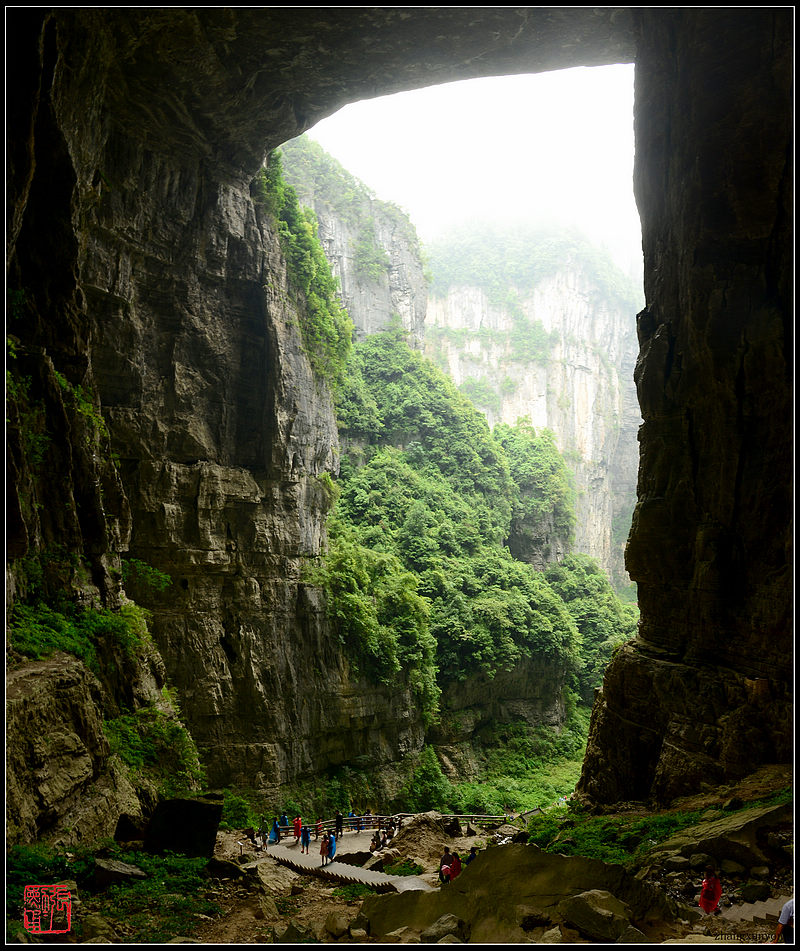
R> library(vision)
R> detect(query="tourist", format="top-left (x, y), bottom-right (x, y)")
top-left (698, 865), bottom-right (723, 915)
top-left (270, 818), bottom-right (281, 844)
top-left (335, 809), bottom-right (344, 837)
top-left (320, 832), bottom-right (330, 866)
top-left (770, 897), bottom-right (794, 944)
top-left (301, 822), bottom-right (311, 855)
top-left (450, 851), bottom-right (462, 880)
top-left (293, 815), bottom-right (302, 844)
top-left (439, 847), bottom-right (452, 884)
top-left (329, 830), bottom-right (337, 861)
top-left (464, 846), bottom-right (478, 865)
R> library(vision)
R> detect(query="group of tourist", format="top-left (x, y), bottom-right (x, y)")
top-left (369, 823), bottom-right (397, 852)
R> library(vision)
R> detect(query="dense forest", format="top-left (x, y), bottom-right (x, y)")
top-left (261, 146), bottom-right (639, 734)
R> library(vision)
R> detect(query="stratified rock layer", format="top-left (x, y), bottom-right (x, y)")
top-left (426, 265), bottom-right (641, 585)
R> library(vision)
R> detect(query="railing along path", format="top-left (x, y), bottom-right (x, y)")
top-left (239, 812), bottom-right (512, 894)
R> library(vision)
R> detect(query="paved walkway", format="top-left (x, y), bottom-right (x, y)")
top-left (243, 829), bottom-right (434, 894)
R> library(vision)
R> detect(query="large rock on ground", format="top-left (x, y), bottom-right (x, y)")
top-left (557, 888), bottom-right (632, 942)
top-left (360, 843), bottom-right (676, 943)
top-left (648, 803), bottom-right (792, 869)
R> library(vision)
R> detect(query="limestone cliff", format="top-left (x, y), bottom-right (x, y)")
top-left (425, 253), bottom-right (641, 588)
top-left (280, 136), bottom-right (427, 346)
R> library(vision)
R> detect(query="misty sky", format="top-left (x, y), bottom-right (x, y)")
top-left (306, 64), bottom-right (642, 280)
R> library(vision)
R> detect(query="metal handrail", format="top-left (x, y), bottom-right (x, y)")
top-left (259, 811), bottom-right (512, 840)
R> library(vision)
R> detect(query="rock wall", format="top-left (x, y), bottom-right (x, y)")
top-left (578, 10), bottom-right (793, 804)
top-left (426, 262), bottom-right (641, 586)
top-left (75, 93), bottom-right (429, 789)
top-left (281, 143), bottom-right (428, 346)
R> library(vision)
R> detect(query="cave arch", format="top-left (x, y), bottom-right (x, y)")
top-left (7, 8), bottom-right (792, 804)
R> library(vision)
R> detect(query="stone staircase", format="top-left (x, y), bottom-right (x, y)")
top-left (244, 839), bottom-right (434, 895)
top-left (718, 891), bottom-right (792, 928)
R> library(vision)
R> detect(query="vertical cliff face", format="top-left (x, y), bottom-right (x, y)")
top-left (7, 12), bottom-right (428, 803)
top-left (577, 10), bottom-right (793, 804)
top-left (425, 258), bottom-right (641, 588)
top-left (280, 138), bottom-right (428, 346)
top-left (82, 111), bottom-right (429, 791)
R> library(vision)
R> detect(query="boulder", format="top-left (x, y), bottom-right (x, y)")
top-left (273, 920), bottom-right (310, 942)
top-left (80, 912), bottom-right (118, 941)
top-left (617, 924), bottom-right (656, 942)
top-left (654, 804), bottom-right (792, 869)
top-left (325, 912), bottom-right (350, 938)
top-left (254, 895), bottom-right (280, 922)
top-left (420, 914), bottom-right (469, 943)
top-left (557, 889), bottom-right (632, 943)
top-left (515, 905), bottom-right (552, 930)
top-left (737, 882), bottom-right (771, 903)
top-left (93, 858), bottom-right (147, 890)
top-left (204, 857), bottom-right (247, 879)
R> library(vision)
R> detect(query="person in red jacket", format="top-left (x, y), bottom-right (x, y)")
top-left (698, 865), bottom-right (722, 915)
top-left (450, 852), bottom-right (462, 880)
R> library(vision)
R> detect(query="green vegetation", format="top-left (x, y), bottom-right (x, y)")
top-left (8, 601), bottom-right (152, 675)
top-left (354, 231), bottom-right (391, 282)
top-left (5, 841), bottom-right (219, 944)
top-left (332, 883), bottom-right (377, 900)
top-left (90, 847), bottom-right (219, 943)
top-left (495, 418), bottom-right (576, 549)
top-left (427, 222), bottom-right (642, 313)
top-left (382, 859), bottom-right (425, 877)
top-left (400, 745), bottom-right (453, 812)
top-left (525, 804), bottom-right (707, 867)
top-left (251, 149), bottom-right (352, 386)
top-left (280, 135), bottom-right (422, 261)
top-left (458, 376), bottom-right (502, 414)
top-left (121, 558), bottom-right (173, 593)
top-left (219, 789), bottom-right (261, 830)
top-left (544, 554), bottom-right (639, 702)
top-left (323, 323), bottom-right (588, 696)
top-left (104, 701), bottom-right (205, 797)
top-left (53, 370), bottom-right (110, 442)
top-left (308, 513), bottom-right (440, 720)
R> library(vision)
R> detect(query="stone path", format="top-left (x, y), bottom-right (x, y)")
top-left (718, 890), bottom-right (792, 926)
top-left (243, 829), bottom-right (434, 894)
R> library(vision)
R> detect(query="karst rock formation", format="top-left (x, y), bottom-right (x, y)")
top-left (6, 8), bottom-right (792, 836)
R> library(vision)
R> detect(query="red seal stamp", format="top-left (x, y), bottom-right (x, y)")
top-left (22, 884), bottom-right (72, 934)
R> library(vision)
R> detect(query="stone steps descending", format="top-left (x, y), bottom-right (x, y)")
top-left (718, 892), bottom-right (792, 927)
top-left (245, 840), bottom-right (434, 894)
